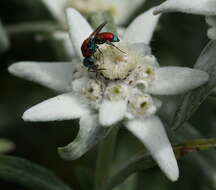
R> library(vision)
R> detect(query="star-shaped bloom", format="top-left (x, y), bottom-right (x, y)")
top-left (153, 0), bottom-right (216, 40)
top-left (41, 0), bottom-right (146, 25)
top-left (9, 8), bottom-right (209, 182)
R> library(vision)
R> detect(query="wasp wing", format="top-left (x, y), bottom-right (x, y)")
top-left (89, 21), bottom-right (107, 39)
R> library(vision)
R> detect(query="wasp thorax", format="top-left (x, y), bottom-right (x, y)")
top-left (95, 44), bottom-right (142, 80)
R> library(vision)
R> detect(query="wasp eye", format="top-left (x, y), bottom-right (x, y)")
top-left (83, 57), bottom-right (95, 67)
top-left (113, 35), bottom-right (120, 42)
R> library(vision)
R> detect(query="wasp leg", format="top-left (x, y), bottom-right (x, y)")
top-left (106, 41), bottom-right (126, 54)
top-left (93, 53), bottom-right (98, 61)
top-left (97, 68), bottom-right (105, 71)
top-left (97, 48), bottom-right (104, 65)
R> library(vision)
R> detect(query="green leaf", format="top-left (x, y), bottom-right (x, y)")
top-left (75, 167), bottom-right (93, 190)
top-left (102, 151), bottom-right (154, 190)
top-left (7, 22), bottom-right (70, 60)
top-left (174, 139), bottom-right (216, 159)
top-left (0, 20), bottom-right (9, 53)
top-left (103, 138), bottom-right (216, 190)
top-left (188, 153), bottom-right (216, 189)
top-left (1, 0), bottom-right (57, 23)
top-left (0, 155), bottom-right (72, 190)
top-left (174, 122), bottom-right (203, 143)
top-left (0, 139), bottom-right (15, 154)
top-left (172, 40), bottom-right (216, 130)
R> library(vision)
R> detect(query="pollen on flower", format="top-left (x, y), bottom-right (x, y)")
top-left (125, 55), bottom-right (157, 91)
top-left (71, 42), bottom-right (160, 118)
top-left (71, 77), bottom-right (103, 109)
top-left (95, 44), bottom-right (142, 80)
top-left (83, 80), bottom-right (103, 102)
top-left (129, 93), bottom-right (157, 117)
top-left (133, 56), bottom-right (156, 81)
top-left (105, 83), bottom-right (128, 101)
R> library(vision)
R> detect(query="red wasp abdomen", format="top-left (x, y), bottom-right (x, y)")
top-left (81, 39), bottom-right (91, 57)
top-left (97, 32), bottom-right (114, 42)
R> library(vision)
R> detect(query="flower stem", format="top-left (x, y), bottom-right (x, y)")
top-left (94, 126), bottom-right (119, 190)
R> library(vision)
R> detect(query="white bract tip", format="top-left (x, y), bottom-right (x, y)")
top-left (147, 67), bottom-right (209, 95)
top-left (124, 7), bottom-right (161, 44)
top-left (58, 114), bottom-right (100, 160)
top-left (8, 62), bottom-right (75, 92)
top-left (22, 93), bottom-right (90, 122)
top-left (41, 0), bottom-right (67, 25)
top-left (125, 116), bottom-right (179, 181)
top-left (154, 0), bottom-right (216, 16)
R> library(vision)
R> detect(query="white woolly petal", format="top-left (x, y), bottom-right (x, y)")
top-left (153, 97), bottom-right (162, 109)
top-left (206, 16), bottom-right (216, 40)
top-left (99, 100), bottom-right (127, 127)
top-left (8, 62), bottom-right (75, 92)
top-left (41, 0), bottom-right (67, 25)
top-left (66, 8), bottom-right (93, 59)
top-left (58, 114), bottom-right (101, 160)
top-left (123, 7), bottom-right (161, 44)
top-left (106, 0), bottom-right (146, 25)
top-left (71, 77), bottom-right (88, 92)
top-left (206, 16), bottom-right (216, 26)
top-left (125, 116), bottom-right (179, 181)
top-left (22, 93), bottom-right (90, 122)
top-left (146, 66), bottom-right (209, 95)
top-left (153, 0), bottom-right (216, 16)
top-left (130, 43), bottom-right (152, 56)
top-left (52, 31), bottom-right (76, 58)
top-left (80, 114), bottom-right (99, 131)
top-left (207, 27), bottom-right (216, 40)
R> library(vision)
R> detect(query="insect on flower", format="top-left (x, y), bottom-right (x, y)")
top-left (81, 21), bottom-right (124, 72)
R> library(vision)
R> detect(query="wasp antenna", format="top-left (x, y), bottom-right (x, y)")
top-left (106, 41), bottom-right (126, 54)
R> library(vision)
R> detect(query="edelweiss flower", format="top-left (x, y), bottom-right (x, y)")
top-left (153, 0), bottom-right (216, 40)
top-left (9, 8), bottom-right (209, 181)
top-left (41, 0), bottom-right (146, 25)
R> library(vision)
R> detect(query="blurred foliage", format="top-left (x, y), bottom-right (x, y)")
top-left (0, 138), bottom-right (15, 154)
top-left (173, 41), bottom-right (216, 131)
top-left (0, 0), bottom-right (215, 190)
top-left (0, 155), bottom-right (72, 190)
top-left (103, 138), bottom-right (216, 190)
